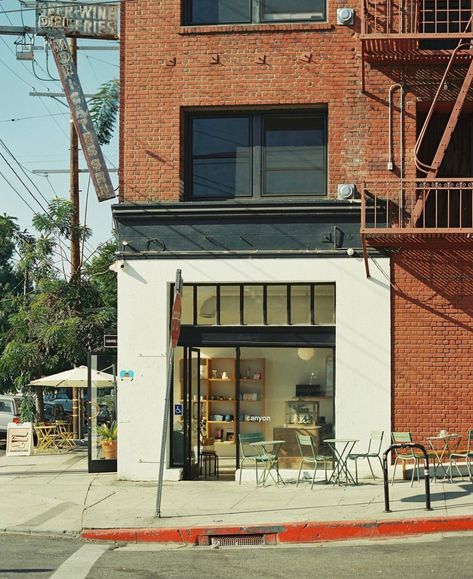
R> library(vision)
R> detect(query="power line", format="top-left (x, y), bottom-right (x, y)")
top-left (0, 137), bottom-right (51, 206)
top-left (0, 166), bottom-right (36, 212)
top-left (0, 148), bottom-right (48, 212)
top-left (0, 111), bottom-right (68, 122)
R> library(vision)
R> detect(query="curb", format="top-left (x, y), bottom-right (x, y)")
top-left (81, 515), bottom-right (473, 545)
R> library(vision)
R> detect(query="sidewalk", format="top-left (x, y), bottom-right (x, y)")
top-left (2, 449), bottom-right (473, 544)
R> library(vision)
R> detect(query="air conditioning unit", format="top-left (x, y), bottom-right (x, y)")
top-left (337, 7), bottom-right (355, 25)
top-left (337, 183), bottom-right (355, 200)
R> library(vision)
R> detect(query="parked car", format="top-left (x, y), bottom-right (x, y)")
top-left (43, 402), bottom-right (69, 423)
top-left (44, 392), bottom-right (73, 413)
top-left (0, 395), bottom-right (22, 437)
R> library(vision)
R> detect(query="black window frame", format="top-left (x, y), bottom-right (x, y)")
top-left (186, 109), bottom-right (327, 201)
top-left (176, 282), bottom-right (336, 327)
top-left (185, 0), bottom-right (327, 26)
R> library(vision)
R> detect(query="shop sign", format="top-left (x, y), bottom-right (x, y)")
top-left (36, 1), bottom-right (119, 40)
top-left (48, 30), bottom-right (115, 202)
top-left (6, 423), bottom-right (33, 457)
top-left (104, 334), bottom-right (118, 348)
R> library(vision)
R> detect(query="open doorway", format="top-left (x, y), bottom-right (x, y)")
top-left (172, 346), bottom-right (335, 481)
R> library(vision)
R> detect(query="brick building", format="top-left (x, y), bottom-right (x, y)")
top-left (112, 1), bottom-right (473, 480)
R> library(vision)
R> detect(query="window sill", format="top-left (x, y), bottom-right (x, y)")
top-left (179, 22), bottom-right (333, 35)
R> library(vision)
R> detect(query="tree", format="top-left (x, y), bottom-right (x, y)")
top-left (0, 200), bottom-right (117, 406)
top-left (90, 78), bottom-right (119, 146)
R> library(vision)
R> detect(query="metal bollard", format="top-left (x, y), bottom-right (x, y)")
top-left (382, 443), bottom-right (432, 513)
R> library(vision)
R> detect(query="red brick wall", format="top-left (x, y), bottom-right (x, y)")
top-left (119, 1), bottom-right (417, 202)
top-left (392, 248), bottom-right (473, 444)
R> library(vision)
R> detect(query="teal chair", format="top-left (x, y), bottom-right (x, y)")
top-left (347, 431), bottom-right (384, 484)
top-left (449, 429), bottom-right (473, 482)
top-left (238, 433), bottom-right (266, 485)
top-left (296, 433), bottom-right (332, 489)
top-left (391, 432), bottom-right (421, 486)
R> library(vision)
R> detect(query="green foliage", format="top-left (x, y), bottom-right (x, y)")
top-left (97, 420), bottom-right (118, 441)
top-left (0, 202), bottom-right (118, 395)
top-left (19, 395), bottom-right (37, 423)
top-left (90, 79), bottom-right (119, 146)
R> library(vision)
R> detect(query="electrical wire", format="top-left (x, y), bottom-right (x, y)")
top-left (0, 111), bottom-right (69, 123)
top-left (0, 166), bottom-right (36, 212)
top-left (0, 148), bottom-right (48, 212)
top-left (0, 137), bottom-right (50, 206)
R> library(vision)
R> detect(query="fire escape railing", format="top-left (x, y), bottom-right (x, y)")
top-left (362, 0), bottom-right (473, 38)
top-left (361, 180), bottom-right (473, 232)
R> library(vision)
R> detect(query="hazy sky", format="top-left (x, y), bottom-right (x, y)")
top-left (0, 0), bottom-right (119, 264)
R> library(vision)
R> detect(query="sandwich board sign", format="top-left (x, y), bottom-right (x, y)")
top-left (6, 422), bottom-right (34, 457)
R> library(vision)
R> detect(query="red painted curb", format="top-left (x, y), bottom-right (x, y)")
top-left (81, 515), bottom-right (473, 544)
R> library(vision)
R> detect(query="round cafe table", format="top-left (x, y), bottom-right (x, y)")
top-left (324, 438), bottom-right (359, 485)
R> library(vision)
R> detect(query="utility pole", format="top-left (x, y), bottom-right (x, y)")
top-left (69, 36), bottom-right (80, 440)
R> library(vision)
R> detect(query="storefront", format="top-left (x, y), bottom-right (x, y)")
top-left (115, 256), bottom-right (391, 482)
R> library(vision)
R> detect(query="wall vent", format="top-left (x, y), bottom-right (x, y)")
top-left (337, 183), bottom-right (355, 199)
top-left (337, 8), bottom-right (355, 25)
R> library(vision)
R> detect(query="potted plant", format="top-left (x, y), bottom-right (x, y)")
top-left (97, 421), bottom-right (118, 459)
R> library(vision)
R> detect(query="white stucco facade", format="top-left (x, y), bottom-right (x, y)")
top-left (116, 255), bottom-right (391, 481)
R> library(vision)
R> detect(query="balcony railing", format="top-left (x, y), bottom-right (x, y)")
top-left (362, 0), bottom-right (472, 38)
top-left (361, 179), bottom-right (473, 233)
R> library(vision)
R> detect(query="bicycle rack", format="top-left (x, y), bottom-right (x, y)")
top-left (382, 443), bottom-right (433, 513)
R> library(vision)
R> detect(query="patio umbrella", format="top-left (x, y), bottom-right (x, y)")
top-left (29, 365), bottom-right (114, 388)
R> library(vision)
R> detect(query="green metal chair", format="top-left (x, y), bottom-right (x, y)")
top-left (347, 431), bottom-right (384, 484)
top-left (391, 432), bottom-right (421, 486)
top-left (296, 433), bottom-right (332, 489)
top-left (449, 429), bottom-right (473, 483)
top-left (238, 433), bottom-right (266, 485)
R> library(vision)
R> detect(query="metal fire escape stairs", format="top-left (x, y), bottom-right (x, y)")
top-left (361, 16), bottom-right (473, 277)
top-left (412, 28), bottom-right (473, 225)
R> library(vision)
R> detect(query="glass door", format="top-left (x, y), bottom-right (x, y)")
top-left (183, 347), bottom-right (201, 480)
top-left (87, 352), bottom-right (117, 473)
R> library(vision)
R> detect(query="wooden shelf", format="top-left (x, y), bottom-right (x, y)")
top-left (209, 399), bottom-right (236, 402)
top-left (208, 420), bottom-right (235, 424)
top-left (214, 441), bottom-right (236, 445)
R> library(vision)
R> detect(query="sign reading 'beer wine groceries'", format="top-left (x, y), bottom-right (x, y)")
top-left (36, 1), bottom-right (119, 40)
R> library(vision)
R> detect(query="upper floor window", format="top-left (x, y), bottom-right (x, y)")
top-left (187, 110), bottom-right (327, 200)
top-left (186, 0), bottom-right (326, 25)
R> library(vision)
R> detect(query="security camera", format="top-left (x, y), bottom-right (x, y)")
top-left (108, 260), bottom-right (125, 272)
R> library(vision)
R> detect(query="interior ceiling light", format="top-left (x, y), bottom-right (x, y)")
top-left (297, 348), bottom-right (315, 361)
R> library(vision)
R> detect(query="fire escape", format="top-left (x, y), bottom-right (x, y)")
top-left (360, 0), bottom-right (473, 277)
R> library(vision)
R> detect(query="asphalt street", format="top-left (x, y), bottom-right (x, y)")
top-left (2, 532), bottom-right (473, 578)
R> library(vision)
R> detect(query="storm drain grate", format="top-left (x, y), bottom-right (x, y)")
top-left (209, 534), bottom-right (266, 547)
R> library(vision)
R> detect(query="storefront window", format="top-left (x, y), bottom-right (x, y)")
top-left (290, 285), bottom-right (311, 324)
top-left (177, 283), bottom-right (336, 326)
top-left (171, 346), bottom-right (335, 474)
top-left (266, 285), bottom-right (287, 325)
top-left (243, 285), bottom-right (264, 324)
top-left (181, 285), bottom-right (194, 324)
top-left (220, 286), bottom-right (241, 325)
top-left (314, 284), bottom-right (335, 324)
top-left (196, 285), bottom-right (217, 325)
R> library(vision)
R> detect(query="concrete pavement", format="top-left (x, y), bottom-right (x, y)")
top-left (2, 449), bottom-right (473, 543)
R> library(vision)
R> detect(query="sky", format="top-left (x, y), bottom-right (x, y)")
top-left (0, 0), bottom-right (119, 266)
